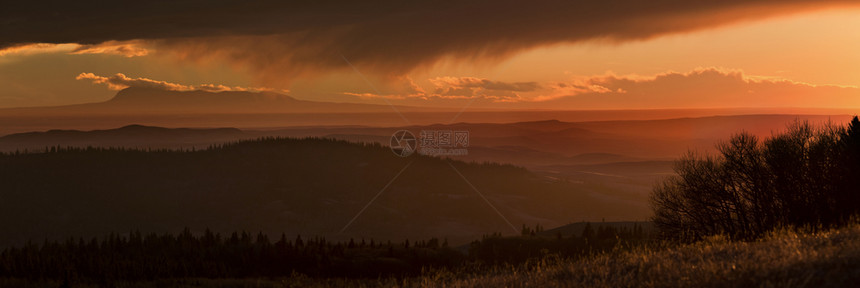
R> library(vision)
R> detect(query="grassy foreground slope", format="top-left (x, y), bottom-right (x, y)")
top-left (6, 223), bottom-right (859, 287)
top-left (437, 225), bottom-right (860, 288)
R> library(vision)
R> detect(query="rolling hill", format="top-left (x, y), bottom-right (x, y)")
top-left (0, 137), bottom-right (651, 248)
top-left (0, 124), bottom-right (246, 152)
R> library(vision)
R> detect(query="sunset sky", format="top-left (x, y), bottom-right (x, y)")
top-left (1, 0), bottom-right (859, 110)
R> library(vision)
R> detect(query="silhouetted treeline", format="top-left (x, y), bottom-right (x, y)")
top-left (652, 117), bottom-right (860, 241)
top-left (0, 228), bottom-right (463, 284)
top-left (0, 224), bottom-right (652, 284)
top-left (469, 223), bottom-right (650, 264)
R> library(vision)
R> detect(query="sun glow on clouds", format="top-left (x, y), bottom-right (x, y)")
top-left (0, 43), bottom-right (78, 57)
top-left (341, 67), bottom-right (860, 109)
top-left (342, 76), bottom-right (537, 102)
top-left (2, 2), bottom-right (860, 110)
top-left (0, 41), bottom-right (151, 58)
top-left (476, 7), bottom-right (860, 89)
top-left (70, 41), bottom-right (151, 57)
top-left (534, 68), bottom-right (860, 109)
top-left (329, 7), bottom-right (860, 108)
top-left (70, 66), bottom-right (860, 110)
top-left (76, 73), bottom-right (276, 93)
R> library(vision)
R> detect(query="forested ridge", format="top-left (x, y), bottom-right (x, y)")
top-left (0, 223), bottom-right (647, 284)
top-left (0, 136), bottom-right (627, 249)
top-left (0, 138), bottom-right (552, 246)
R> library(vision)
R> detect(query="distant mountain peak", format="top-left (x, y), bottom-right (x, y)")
top-left (118, 124), bottom-right (157, 130)
top-left (530, 119), bottom-right (563, 123)
top-left (83, 87), bottom-right (417, 114)
top-left (114, 124), bottom-right (185, 133)
top-left (109, 124), bottom-right (243, 134)
top-left (109, 87), bottom-right (297, 104)
top-left (0, 86), bottom-right (431, 117)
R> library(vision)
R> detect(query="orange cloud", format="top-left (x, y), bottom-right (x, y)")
top-left (0, 42), bottom-right (148, 58)
top-left (538, 68), bottom-right (860, 109)
top-left (76, 73), bottom-right (274, 93)
top-left (70, 41), bottom-right (150, 57)
top-left (342, 76), bottom-right (424, 100)
top-left (428, 77), bottom-right (537, 101)
top-left (76, 73), bottom-right (193, 91)
top-left (340, 68), bottom-right (860, 108)
top-left (345, 76), bottom-right (535, 102)
top-left (430, 77), bottom-right (539, 92)
top-left (0, 43), bottom-right (77, 57)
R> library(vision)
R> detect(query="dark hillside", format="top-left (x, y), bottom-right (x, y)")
top-left (0, 137), bottom-right (646, 247)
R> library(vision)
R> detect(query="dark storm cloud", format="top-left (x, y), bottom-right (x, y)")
top-left (2, 0), bottom-right (857, 77)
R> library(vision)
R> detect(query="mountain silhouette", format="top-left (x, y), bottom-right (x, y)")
top-left (1, 87), bottom-right (423, 115)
